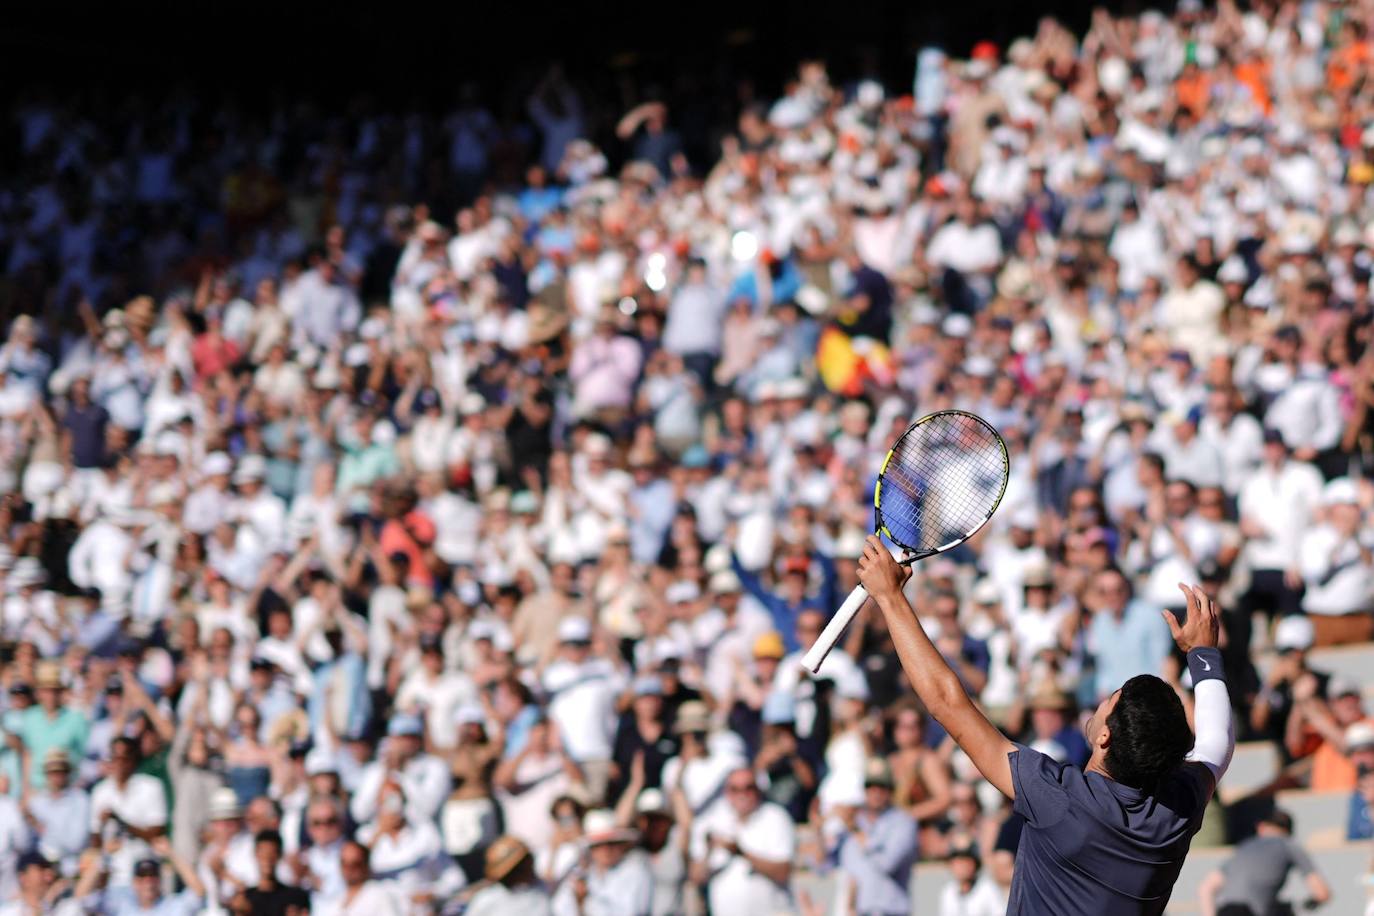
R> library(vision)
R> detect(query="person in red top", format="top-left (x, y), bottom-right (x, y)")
top-left (191, 308), bottom-right (241, 382)
top-left (378, 488), bottom-right (438, 589)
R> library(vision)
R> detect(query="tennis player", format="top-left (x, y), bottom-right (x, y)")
top-left (856, 536), bottom-right (1234, 915)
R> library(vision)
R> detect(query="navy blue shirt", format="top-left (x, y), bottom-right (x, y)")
top-left (1007, 744), bottom-right (1212, 915)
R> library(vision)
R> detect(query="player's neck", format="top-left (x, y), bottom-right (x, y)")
top-left (1083, 754), bottom-right (1113, 780)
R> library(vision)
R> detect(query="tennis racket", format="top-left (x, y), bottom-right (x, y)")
top-left (802, 410), bottom-right (1009, 673)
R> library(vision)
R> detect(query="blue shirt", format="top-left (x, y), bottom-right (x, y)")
top-left (1087, 599), bottom-right (1172, 700)
top-left (1006, 744), bottom-right (1211, 915)
top-left (836, 806), bottom-right (919, 915)
top-left (1349, 791), bottom-right (1373, 840)
top-left (97, 888), bottom-right (202, 916)
top-left (731, 553), bottom-right (838, 653)
top-left (27, 788), bottom-right (89, 869)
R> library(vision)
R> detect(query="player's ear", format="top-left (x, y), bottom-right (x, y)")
top-left (1096, 721), bottom-right (1111, 751)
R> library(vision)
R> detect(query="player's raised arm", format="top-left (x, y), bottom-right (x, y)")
top-left (857, 535), bottom-right (1017, 799)
top-left (1166, 583), bottom-right (1235, 793)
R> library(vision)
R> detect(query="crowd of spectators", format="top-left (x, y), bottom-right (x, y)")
top-left (3, 0), bottom-right (1374, 913)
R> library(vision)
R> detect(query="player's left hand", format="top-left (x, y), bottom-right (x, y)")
top-left (1163, 583), bottom-right (1220, 653)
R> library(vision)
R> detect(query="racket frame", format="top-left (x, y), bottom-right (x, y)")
top-left (801, 410), bottom-right (1009, 673)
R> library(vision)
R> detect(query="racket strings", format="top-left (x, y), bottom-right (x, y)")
top-left (878, 413), bottom-right (1006, 553)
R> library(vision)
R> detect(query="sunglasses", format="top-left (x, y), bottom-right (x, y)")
top-left (309, 817), bottom-right (340, 827)
top-left (726, 783), bottom-right (758, 794)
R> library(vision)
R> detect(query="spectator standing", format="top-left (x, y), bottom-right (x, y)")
top-left (689, 767), bottom-right (794, 916)
top-left (833, 758), bottom-right (919, 916)
top-left (937, 838), bottom-right (1005, 916)
top-left (1198, 810), bottom-right (1330, 916)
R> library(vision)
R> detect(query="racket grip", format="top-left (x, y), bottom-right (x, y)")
top-left (801, 583), bottom-right (870, 674)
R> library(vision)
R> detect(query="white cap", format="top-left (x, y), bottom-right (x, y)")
top-left (454, 704), bottom-right (486, 727)
top-left (202, 452), bottom-right (232, 477)
top-left (835, 673), bottom-right (871, 702)
top-left (582, 809), bottom-right (636, 845)
top-left (147, 482), bottom-right (179, 507)
top-left (1323, 477), bottom-right (1360, 507)
top-left (942, 314), bottom-right (973, 338)
top-left (558, 617), bottom-right (592, 643)
top-left (911, 303), bottom-right (942, 325)
top-left (1276, 121), bottom-right (1304, 146)
top-left (972, 579), bottom-right (1002, 605)
top-left (233, 455), bottom-right (267, 484)
top-left (1009, 504), bottom-right (1040, 529)
top-left (459, 392), bottom-right (486, 415)
top-left (1332, 221), bottom-right (1362, 247)
top-left (312, 363), bottom-right (342, 389)
top-left (1217, 256), bottom-right (1248, 284)
top-left (358, 317), bottom-right (387, 341)
top-left (833, 527), bottom-right (868, 560)
top-left (964, 355), bottom-right (995, 377)
top-left (305, 749), bottom-right (339, 777)
top-left (708, 570), bottom-right (742, 594)
top-left (665, 581), bottom-right (701, 604)
top-left (775, 377), bottom-right (808, 400)
top-left (635, 788), bottom-right (669, 816)
top-left (583, 432), bottom-right (613, 457)
top-left (1273, 616), bottom-right (1315, 652)
top-left (1330, 676), bottom-right (1363, 700)
top-left (1346, 722), bottom-right (1374, 750)
top-left (856, 79), bottom-right (885, 109)
top-left (208, 787), bottom-right (242, 821)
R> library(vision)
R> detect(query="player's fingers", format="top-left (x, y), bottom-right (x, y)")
top-left (1177, 582), bottom-right (1195, 618)
top-left (1192, 584), bottom-right (1215, 619)
top-left (1160, 609), bottom-right (1182, 638)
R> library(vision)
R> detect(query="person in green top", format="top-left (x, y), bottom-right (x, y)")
top-left (11, 661), bottom-right (89, 791)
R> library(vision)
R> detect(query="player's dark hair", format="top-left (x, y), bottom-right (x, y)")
top-left (1105, 675), bottom-right (1193, 790)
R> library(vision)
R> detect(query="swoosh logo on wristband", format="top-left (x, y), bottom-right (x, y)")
top-left (1199, 657), bottom-right (1211, 671)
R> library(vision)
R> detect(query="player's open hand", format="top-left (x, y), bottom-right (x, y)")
top-left (1163, 583), bottom-right (1220, 653)
top-left (857, 535), bottom-right (910, 601)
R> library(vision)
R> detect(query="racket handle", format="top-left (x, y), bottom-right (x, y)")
top-left (801, 583), bottom-right (870, 674)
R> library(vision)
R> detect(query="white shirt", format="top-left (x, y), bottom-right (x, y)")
top-left (0, 795), bottom-right (30, 900)
top-left (496, 752), bottom-right (572, 854)
top-left (89, 774), bottom-right (167, 885)
top-left (315, 881), bottom-right (403, 916)
top-left (552, 850), bottom-right (655, 916)
top-left (1139, 516), bottom-right (1222, 608)
top-left (1239, 461), bottom-right (1323, 571)
top-left (182, 486), bottom-right (230, 538)
top-left (1011, 602), bottom-right (1070, 668)
top-left (773, 649), bottom-right (866, 741)
top-left (690, 799), bottom-right (795, 916)
top-left (926, 221), bottom-right (1001, 274)
top-left (351, 754), bottom-right (451, 825)
top-left (1160, 280), bottom-right (1226, 363)
top-left (467, 885), bottom-right (552, 916)
top-left (357, 819), bottom-right (442, 879)
top-left (1149, 429), bottom-right (1224, 490)
top-left (395, 670), bottom-right (477, 751)
top-left (1108, 218), bottom-right (1167, 291)
top-left (542, 659), bottom-right (621, 762)
top-left (938, 876), bottom-right (1006, 916)
top-left (1265, 370), bottom-right (1344, 452)
top-left (67, 520), bottom-right (134, 604)
top-left (1300, 525), bottom-right (1374, 616)
top-left (1199, 413), bottom-right (1265, 496)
